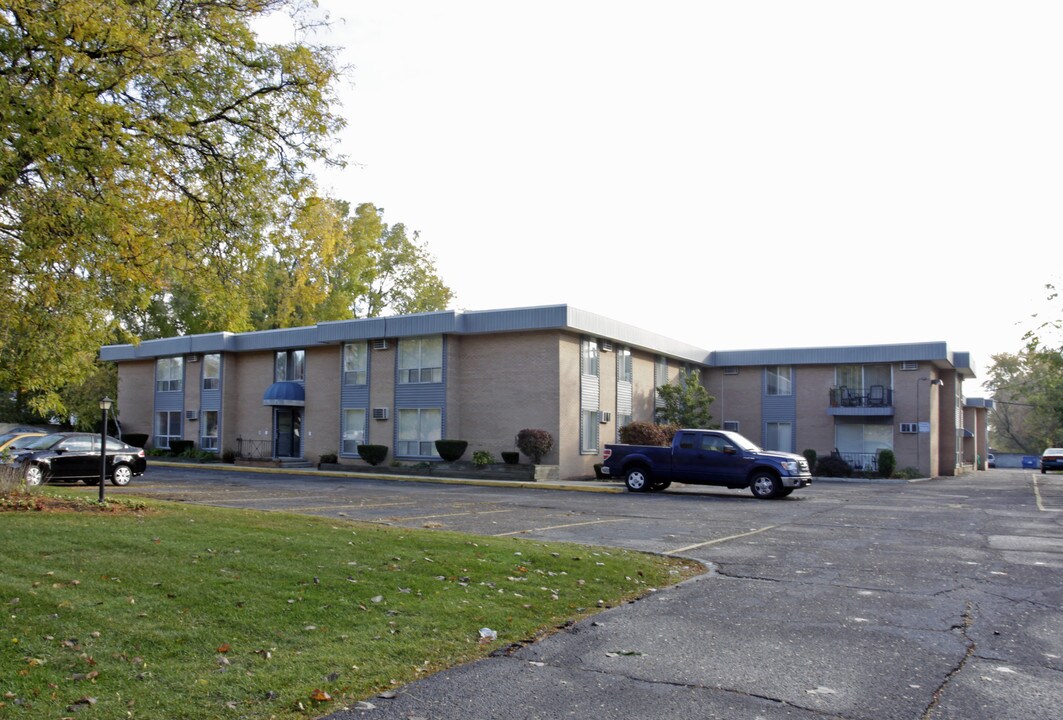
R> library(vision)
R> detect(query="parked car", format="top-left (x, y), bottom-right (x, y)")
top-left (1041, 448), bottom-right (1063, 474)
top-left (987, 453), bottom-right (996, 468)
top-left (12, 432), bottom-right (147, 486)
top-left (0, 431), bottom-right (46, 456)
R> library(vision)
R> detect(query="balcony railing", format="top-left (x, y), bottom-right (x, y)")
top-left (834, 451), bottom-right (879, 472)
top-left (829, 386), bottom-right (893, 409)
top-left (235, 437), bottom-right (271, 459)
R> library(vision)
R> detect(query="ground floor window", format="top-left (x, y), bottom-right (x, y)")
top-left (155, 411), bottom-right (181, 449)
top-left (765, 422), bottom-right (792, 452)
top-left (397, 408), bottom-right (441, 457)
top-left (200, 411), bottom-right (219, 451)
top-left (581, 409), bottom-right (600, 453)
top-left (616, 413), bottom-right (632, 442)
top-left (835, 418), bottom-right (893, 471)
top-left (342, 408), bottom-right (367, 454)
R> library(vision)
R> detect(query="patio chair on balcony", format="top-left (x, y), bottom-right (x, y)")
top-left (868, 384), bottom-right (886, 406)
top-left (839, 386), bottom-right (855, 407)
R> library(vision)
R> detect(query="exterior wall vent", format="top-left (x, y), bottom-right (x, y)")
top-left (899, 422), bottom-right (918, 433)
top-left (372, 407), bottom-right (389, 421)
top-left (723, 420), bottom-right (740, 431)
top-left (900, 361), bottom-right (918, 371)
top-left (372, 339), bottom-right (389, 351)
top-left (185, 409), bottom-right (199, 421)
top-left (187, 354), bottom-right (200, 363)
top-left (600, 341), bottom-right (613, 352)
top-left (723, 366), bottom-right (739, 375)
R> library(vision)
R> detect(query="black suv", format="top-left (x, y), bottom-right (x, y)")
top-left (13, 433), bottom-right (147, 486)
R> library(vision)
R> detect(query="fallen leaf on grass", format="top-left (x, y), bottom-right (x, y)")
top-left (310, 689), bottom-right (332, 702)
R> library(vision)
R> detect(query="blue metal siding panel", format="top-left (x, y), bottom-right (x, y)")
top-left (316, 318), bottom-right (388, 343)
top-left (154, 391), bottom-right (183, 413)
top-left (384, 312), bottom-right (458, 337)
top-left (341, 385), bottom-right (370, 407)
top-left (200, 389), bottom-right (221, 412)
top-left (394, 384), bottom-right (445, 408)
top-left (712, 342), bottom-right (951, 368)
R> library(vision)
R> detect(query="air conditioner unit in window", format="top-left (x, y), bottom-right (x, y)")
top-left (372, 407), bottom-right (389, 421)
top-left (185, 410), bottom-right (199, 421)
top-left (372, 339), bottom-right (389, 351)
top-left (598, 411), bottom-right (611, 424)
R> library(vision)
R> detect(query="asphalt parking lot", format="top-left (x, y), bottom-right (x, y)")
top-left (98, 465), bottom-right (1063, 720)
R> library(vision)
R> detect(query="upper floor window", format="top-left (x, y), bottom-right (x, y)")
top-left (202, 354), bottom-right (221, 390)
top-left (398, 336), bottom-right (442, 384)
top-left (582, 337), bottom-right (600, 376)
top-left (617, 346), bottom-right (633, 383)
top-left (343, 342), bottom-right (367, 385)
top-left (275, 349), bottom-right (305, 382)
top-left (156, 357), bottom-right (183, 392)
top-left (767, 366), bottom-right (792, 396)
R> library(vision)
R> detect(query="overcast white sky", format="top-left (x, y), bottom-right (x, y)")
top-left (269, 1), bottom-right (1062, 397)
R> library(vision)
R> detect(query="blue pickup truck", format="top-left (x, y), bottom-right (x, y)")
top-left (601, 429), bottom-right (812, 499)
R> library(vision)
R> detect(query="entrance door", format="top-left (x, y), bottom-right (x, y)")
top-left (275, 408), bottom-right (302, 458)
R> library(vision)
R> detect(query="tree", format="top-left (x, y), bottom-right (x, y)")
top-left (656, 369), bottom-right (715, 428)
top-left (0, 0), bottom-right (344, 414)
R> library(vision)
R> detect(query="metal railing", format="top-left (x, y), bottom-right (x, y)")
top-left (834, 451), bottom-right (879, 472)
top-left (829, 386), bottom-right (893, 408)
top-left (235, 437), bottom-right (271, 459)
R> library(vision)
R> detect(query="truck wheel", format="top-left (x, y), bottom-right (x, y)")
top-left (750, 471), bottom-right (782, 499)
top-left (625, 467), bottom-right (651, 492)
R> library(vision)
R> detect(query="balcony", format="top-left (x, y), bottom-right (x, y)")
top-left (828, 386), bottom-right (894, 416)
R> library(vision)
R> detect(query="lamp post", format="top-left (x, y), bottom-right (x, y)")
top-left (99, 397), bottom-right (113, 503)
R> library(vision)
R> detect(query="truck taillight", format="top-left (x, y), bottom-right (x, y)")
top-left (603, 448), bottom-right (611, 460)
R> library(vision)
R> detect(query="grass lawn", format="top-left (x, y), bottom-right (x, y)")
top-left (0, 489), bottom-right (701, 719)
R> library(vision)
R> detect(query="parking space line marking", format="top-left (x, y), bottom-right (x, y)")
top-left (1032, 476), bottom-right (1061, 512)
top-left (492, 519), bottom-right (626, 536)
top-left (385, 509), bottom-right (516, 521)
top-left (665, 525), bottom-right (778, 555)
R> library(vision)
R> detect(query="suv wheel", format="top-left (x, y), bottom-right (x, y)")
top-left (750, 471), bottom-right (782, 499)
top-left (625, 467), bottom-right (651, 492)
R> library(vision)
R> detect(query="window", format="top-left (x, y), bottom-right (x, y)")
top-left (582, 409), bottom-right (599, 453)
top-left (397, 408), bottom-right (441, 457)
top-left (343, 343), bottom-right (368, 385)
top-left (723, 420), bottom-right (740, 432)
top-left (155, 411), bottom-right (182, 449)
top-left (767, 366), bottom-right (792, 396)
top-left (398, 337), bottom-right (443, 384)
top-left (655, 356), bottom-right (668, 408)
top-left (342, 408), bottom-right (366, 454)
top-left (202, 354), bottom-right (220, 390)
top-left (200, 411), bottom-right (219, 451)
top-left (582, 337), bottom-right (600, 376)
top-left (275, 350), bottom-right (305, 382)
top-left (765, 422), bottom-right (793, 452)
top-left (156, 357), bottom-right (184, 392)
top-left (617, 347), bottom-right (632, 383)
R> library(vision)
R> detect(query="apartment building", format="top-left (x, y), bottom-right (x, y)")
top-left (100, 304), bottom-right (992, 479)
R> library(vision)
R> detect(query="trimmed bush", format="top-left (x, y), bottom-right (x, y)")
top-left (501, 451), bottom-right (519, 465)
top-left (803, 449), bottom-right (817, 471)
top-left (815, 455), bottom-right (853, 477)
top-left (123, 433), bottom-right (149, 449)
top-left (515, 429), bottom-right (554, 464)
top-left (169, 440), bottom-right (194, 456)
top-left (319, 452), bottom-right (338, 465)
top-left (472, 450), bottom-right (495, 466)
top-left (618, 421), bottom-right (670, 446)
top-left (434, 439), bottom-right (468, 462)
top-left (877, 449), bottom-right (897, 478)
top-left (357, 444), bottom-right (389, 466)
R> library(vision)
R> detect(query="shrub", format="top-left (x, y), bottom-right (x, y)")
top-left (434, 439), bottom-right (468, 462)
top-left (222, 449), bottom-right (236, 463)
top-left (357, 444), bottom-right (389, 466)
top-left (593, 463), bottom-right (607, 479)
top-left (169, 440), bottom-right (194, 456)
top-left (803, 449), bottom-right (817, 470)
top-left (895, 466), bottom-right (922, 480)
top-left (472, 451), bottom-right (495, 466)
top-left (123, 433), bottom-right (149, 449)
top-left (877, 449), bottom-right (897, 478)
top-left (515, 429), bottom-right (554, 464)
top-left (815, 455), bottom-right (853, 477)
top-left (618, 421), bottom-right (670, 446)
top-left (501, 451), bottom-right (519, 465)
top-left (319, 452), bottom-right (338, 465)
